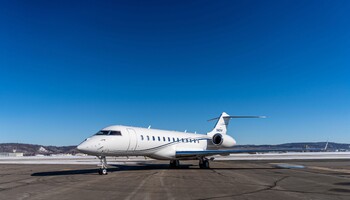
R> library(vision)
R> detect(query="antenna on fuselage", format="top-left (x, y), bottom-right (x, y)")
top-left (148, 125), bottom-right (151, 129)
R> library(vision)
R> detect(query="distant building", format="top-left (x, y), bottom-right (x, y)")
top-left (0, 149), bottom-right (24, 157)
top-left (51, 153), bottom-right (73, 156)
top-left (0, 152), bottom-right (24, 157)
top-left (75, 153), bottom-right (88, 156)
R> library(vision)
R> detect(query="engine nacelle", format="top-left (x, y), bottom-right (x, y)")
top-left (212, 133), bottom-right (236, 148)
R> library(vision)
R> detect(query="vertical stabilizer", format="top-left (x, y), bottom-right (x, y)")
top-left (208, 112), bottom-right (230, 135)
top-left (207, 112), bottom-right (265, 136)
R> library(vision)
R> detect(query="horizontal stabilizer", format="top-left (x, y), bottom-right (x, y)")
top-left (207, 112), bottom-right (266, 135)
top-left (208, 115), bottom-right (266, 121)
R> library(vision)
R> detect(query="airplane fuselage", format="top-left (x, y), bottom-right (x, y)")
top-left (78, 125), bottom-right (215, 160)
top-left (77, 112), bottom-right (266, 174)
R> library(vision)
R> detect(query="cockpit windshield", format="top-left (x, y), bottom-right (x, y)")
top-left (95, 130), bottom-right (122, 136)
top-left (95, 130), bottom-right (109, 135)
top-left (109, 131), bottom-right (122, 135)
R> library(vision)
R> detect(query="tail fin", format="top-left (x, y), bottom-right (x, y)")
top-left (207, 112), bottom-right (265, 135)
top-left (208, 112), bottom-right (231, 135)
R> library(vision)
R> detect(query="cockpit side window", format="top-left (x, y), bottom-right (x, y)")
top-left (95, 130), bottom-right (110, 135)
top-left (109, 131), bottom-right (122, 135)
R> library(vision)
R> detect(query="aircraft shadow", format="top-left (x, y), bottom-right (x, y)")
top-left (112, 163), bottom-right (278, 171)
top-left (31, 168), bottom-right (116, 176)
top-left (31, 163), bottom-right (280, 176)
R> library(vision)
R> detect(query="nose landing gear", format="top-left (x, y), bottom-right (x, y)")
top-left (98, 168), bottom-right (108, 175)
top-left (97, 156), bottom-right (108, 175)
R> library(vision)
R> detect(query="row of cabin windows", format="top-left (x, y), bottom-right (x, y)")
top-left (140, 135), bottom-right (200, 143)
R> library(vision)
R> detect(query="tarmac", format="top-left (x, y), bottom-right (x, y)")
top-left (1, 159), bottom-right (350, 200)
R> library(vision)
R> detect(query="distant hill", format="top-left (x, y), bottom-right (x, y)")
top-left (0, 142), bottom-right (349, 156)
top-left (0, 143), bottom-right (78, 156)
top-left (234, 142), bottom-right (350, 151)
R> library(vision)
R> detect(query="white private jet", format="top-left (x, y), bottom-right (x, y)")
top-left (77, 112), bottom-right (315, 175)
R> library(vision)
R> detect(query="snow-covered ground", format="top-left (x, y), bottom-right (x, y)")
top-left (214, 151), bottom-right (350, 160)
top-left (0, 155), bottom-right (148, 165)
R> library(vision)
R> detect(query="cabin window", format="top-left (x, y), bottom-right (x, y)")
top-left (173, 138), bottom-right (175, 142)
top-left (141, 135), bottom-right (144, 140)
top-left (147, 136), bottom-right (150, 141)
top-left (109, 131), bottom-right (122, 135)
top-left (95, 130), bottom-right (109, 135)
top-left (186, 139), bottom-right (188, 143)
top-left (181, 138), bottom-right (184, 142)
top-left (152, 136), bottom-right (155, 141)
top-left (177, 138), bottom-right (180, 142)
top-left (163, 137), bottom-right (166, 141)
top-left (158, 136), bottom-right (161, 141)
top-left (168, 137), bottom-right (170, 142)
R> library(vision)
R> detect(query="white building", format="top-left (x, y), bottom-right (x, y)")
top-left (0, 152), bottom-right (24, 157)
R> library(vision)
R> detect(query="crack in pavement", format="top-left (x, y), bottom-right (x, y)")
top-left (197, 175), bottom-right (350, 200)
top-left (196, 176), bottom-right (289, 200)
top-left (124, 171), bottom-right (159, 200)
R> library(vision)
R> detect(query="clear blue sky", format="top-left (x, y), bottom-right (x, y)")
top-left (1, 0), bottom-right (349, 146)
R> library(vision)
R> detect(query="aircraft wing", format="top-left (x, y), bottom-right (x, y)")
top-left (175, 148), bottom-right (323, 158)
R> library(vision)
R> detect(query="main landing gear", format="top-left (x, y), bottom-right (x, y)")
top-left (169, 159), bottom-right (210, 169)
top-left (97, 156), bottom-right (108, 175)
top-left (199, 158), bottom-right (210, 169)
top-left (169, 160), bottom-right (180, 168)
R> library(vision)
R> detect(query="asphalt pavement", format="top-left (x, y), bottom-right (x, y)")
top-left (0, 160), bottom-right (349, 200)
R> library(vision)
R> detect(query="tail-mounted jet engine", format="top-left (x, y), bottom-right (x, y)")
top-left (212, 133), bottom-right (236, 148)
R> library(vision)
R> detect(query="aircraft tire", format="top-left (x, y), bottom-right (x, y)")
top-left (199, 160), bottom-right (210, 169)
top-left (170, 160), bottom-right (180, 168)
top-left (203, 160), bottom-right (210, 169)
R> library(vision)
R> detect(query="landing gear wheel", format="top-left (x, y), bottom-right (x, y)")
top-left (170, 160), bottom-right (180, 168)
top-left (203, 160), bottom-right (209, 168)
top-left (98, 168), bottom-right (108, 175)
top-left (97, 156), bottom-right (108, 175)
top-left (199, 159), bottom-right (210, 169)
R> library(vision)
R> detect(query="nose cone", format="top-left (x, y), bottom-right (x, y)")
top-left (77, 142), bottom-right (86, 152)
top-left (77, 138), bottom-right (100, 155)
top-left (77, 141), bottom-right (89, 153)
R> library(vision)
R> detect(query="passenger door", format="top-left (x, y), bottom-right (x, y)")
top-left (127, 128), bottom-right (138, 152)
